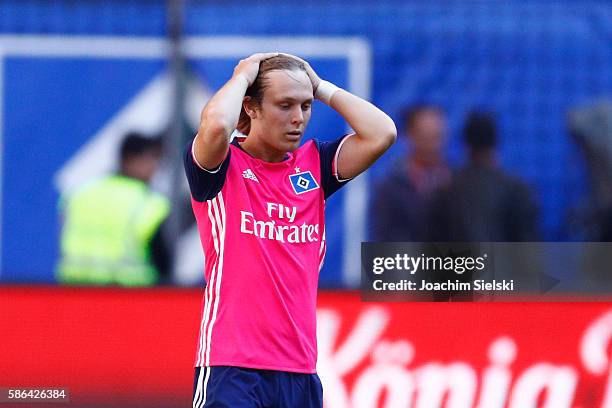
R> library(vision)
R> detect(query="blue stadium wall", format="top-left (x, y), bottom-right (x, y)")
top-left (1, 1), bottom-right (611, 285)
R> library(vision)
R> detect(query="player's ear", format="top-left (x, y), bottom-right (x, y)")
top-left (243, 96), bottom-right (259, 119)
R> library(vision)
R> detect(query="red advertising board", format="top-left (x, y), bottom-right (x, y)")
top-left (0, 287), bottom-right (611, 407)
top-left (317, 294), bottom-right (612, 408)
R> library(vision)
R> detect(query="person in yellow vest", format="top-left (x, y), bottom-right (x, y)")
top-left (57, 132), bottom-right (171, 286)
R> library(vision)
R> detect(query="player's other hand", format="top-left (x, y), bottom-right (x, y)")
top-left (279, 53), bottom-right (322, 95)
top-left (233, 52), bottom-right (278, 86)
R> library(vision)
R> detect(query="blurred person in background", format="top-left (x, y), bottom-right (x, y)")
top-left (567, 101), bottom-right (612, 290)
top-left (567, 101), bottom-right (612, 241)
top-left (370, 104), bottom-right (451, 241)
top-left (429, 111), bottom-right (539, 242)
top-left (56, 132), bottom-right (172, 286)
top-left (185, 53), bottom-right (396, 407)
top-left (426, 111), bottom-right (540, 300)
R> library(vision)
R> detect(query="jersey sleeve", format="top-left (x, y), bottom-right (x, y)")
top-left (183, 138), bottom-right (231, 202)
top-left (315, 134), bottom-right (354, 199)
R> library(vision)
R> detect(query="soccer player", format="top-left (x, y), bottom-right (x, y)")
top-left (185, 53), bottom-right (396, 407)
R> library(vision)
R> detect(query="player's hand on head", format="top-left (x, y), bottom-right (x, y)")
top-left (279, 53), bottom-right (322, 94)
top-left (233, 52), bottom-right (279, 86)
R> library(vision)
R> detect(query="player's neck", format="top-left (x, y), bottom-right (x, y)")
top-left (240, 134), bottom-right (286, 163)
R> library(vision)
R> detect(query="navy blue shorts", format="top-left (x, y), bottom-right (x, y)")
top-left (192, 366), bottom-right (323, 408)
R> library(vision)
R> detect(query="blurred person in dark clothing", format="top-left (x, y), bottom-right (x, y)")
top-left (429, 111), bottom-right (539, 242)
top-left (567, 101), bottom-right (612, 241)
top-left (426, 112), bottom-right (540, 301)
top-left (371, 104), bottom-right (451, 241)
top-left (57, 132), bottom-right (173, 286)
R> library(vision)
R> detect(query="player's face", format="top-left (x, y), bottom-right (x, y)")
top-left (256, 69), bottom-right (314, 153)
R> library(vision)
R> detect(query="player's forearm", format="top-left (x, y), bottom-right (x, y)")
top-left (329, 90), bottom-right (397, 151)
top-left (201, 74), bottom-right (249, 136)
top-left (194, 75), bottom-right (249, 168)
top-left (322, 88), bottom-right (397, 179)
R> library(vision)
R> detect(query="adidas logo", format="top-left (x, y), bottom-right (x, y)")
top-left (242, 168), bottom-right (259, 182)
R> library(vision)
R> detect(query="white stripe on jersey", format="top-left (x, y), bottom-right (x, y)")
top-left (196, 200), bottom-right (218, 366)
top-left (319, 226), bottom-right (327, 272)
top-left (319, 244), bottom-right (327, 272)
top-left (196, 197), bottom-right (221, 366)
top-left (205, 194), bottom-right (226, 366)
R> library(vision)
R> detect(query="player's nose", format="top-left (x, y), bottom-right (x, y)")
top-left (291, 107), bottom-right (304, 125)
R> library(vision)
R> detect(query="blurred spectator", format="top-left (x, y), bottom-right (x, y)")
top-left (56, 132), bottom-right (172, 286)
top-left (567, 101), bottom-right (612, 290)
top-left (429, 111), bottom-right (539, 241)
top-left (567, 101), bottom-right (612, 241)
top-left (370, 104), bottom-right (451, 241)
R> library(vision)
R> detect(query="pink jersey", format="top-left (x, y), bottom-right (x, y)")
top-left (184, 136), bottom-right (351, 373)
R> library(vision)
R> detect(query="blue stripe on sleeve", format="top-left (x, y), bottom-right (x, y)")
top-left (183, 139), bottom-right (230, 202)
top-left (315, 135), bottom-right (351, 200)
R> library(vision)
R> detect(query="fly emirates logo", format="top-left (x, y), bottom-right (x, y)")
top-left (240, 202), bottom-right (320, 244)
